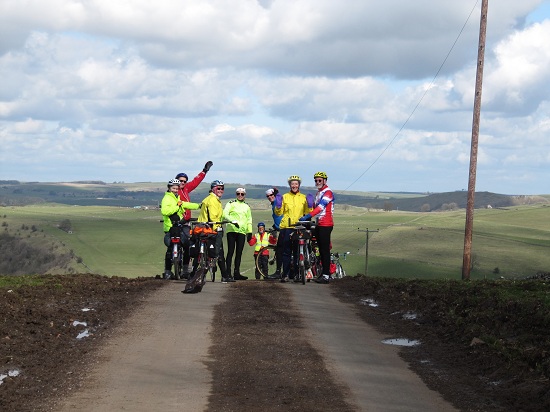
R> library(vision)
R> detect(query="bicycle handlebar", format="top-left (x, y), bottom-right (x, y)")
top-left (291, 220), bottom-right (315, 230)
top-left (190, 220), bottom-right (240, 229)
top-left (159, 217), bottom-right (198, 224)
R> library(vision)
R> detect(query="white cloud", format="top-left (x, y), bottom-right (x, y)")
top-left (0, 0), bottom-right (549, 194)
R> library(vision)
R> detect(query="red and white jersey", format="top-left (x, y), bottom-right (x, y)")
top-left (310, 185), bottom-right (334, 227)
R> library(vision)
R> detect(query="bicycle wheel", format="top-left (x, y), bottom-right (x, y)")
top-left (209, 258), bottom-right (216, 282)
top-left (298, 245), bottom-right (306, 285)
top-left (297, 264), bottom-right (306, 285)
top-left (256, 245), bottom-right (277, 279)
top-left (336, 262), bottom-right (346, 278)
top-left (193, 267), bottom-right (206, 293)
top-left (172, 244), bottom-right (182, 280)
top-left (184, 258), bottom-right (206, 293)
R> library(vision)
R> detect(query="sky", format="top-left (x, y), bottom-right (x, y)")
top-left (0, 0), bottom-right (549, 195)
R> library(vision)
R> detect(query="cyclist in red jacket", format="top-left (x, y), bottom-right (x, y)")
top-left (299, 171), bottom-right (334, 284)
top-left (175, 161), bottom-right (213, 277)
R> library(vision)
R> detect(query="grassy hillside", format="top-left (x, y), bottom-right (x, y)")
top-left (1, 202), bottom-right (549, 279)
top-left (4, 180), bottom-right (546, 212)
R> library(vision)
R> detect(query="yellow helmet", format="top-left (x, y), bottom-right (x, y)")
top-left (287, 175), bottom-right (301, 184)
top-left (314, 171), bottom-right (328, 179)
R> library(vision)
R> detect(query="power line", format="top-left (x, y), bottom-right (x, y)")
top-left (344, 1), bottom-right (481, 191)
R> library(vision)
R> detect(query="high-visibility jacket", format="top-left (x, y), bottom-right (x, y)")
top-left (223, 199), bottom-right (252, 235)
top-left (248, 232), bottom-right (275, 255)
top-left (160, 191), bottom-right (200, 232)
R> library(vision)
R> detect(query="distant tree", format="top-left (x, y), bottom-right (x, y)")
top-left (441, 202), bottom-right (459, 211)
top-left (383, 202), bottom-right (394, 212)
top-left (420, 203), bottom-right (431, 212)
top-left (59, 219), bottom-right (72, 232)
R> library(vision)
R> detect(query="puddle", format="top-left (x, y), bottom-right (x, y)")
top-left (0, 370), bottom-right (21, 385)
top-left (72, 321), bottom-right (87, 327)
top-left (402, 312), bottom-right (417, 320)
top-left (359, 298), bottom-right (379, 307)
top-left (81, 308), bottom-right (94, 312)
top-left (381, 338), bottom-right (420, 347)
top-left (76, 329), bottom-right (91, 339)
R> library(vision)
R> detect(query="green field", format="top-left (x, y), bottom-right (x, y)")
top-left (1, 203), bottom-right (549, 279)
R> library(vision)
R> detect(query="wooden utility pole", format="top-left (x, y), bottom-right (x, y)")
top-left (462, 0), bottom-right (489, 280)
top-left (358, 228), bottom-right (379, 276)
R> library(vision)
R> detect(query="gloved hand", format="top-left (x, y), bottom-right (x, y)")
top-left (306, 193), bottom-right (315, 208)
top-left (247, 233), bottom-right (252, 242)
top-left (177, 200), bottom-right (183, 206)
top-left (274, 193), bottom-right (283, 208)
top-left (299, 214), bottom-right (312, 221)
top-left (203, 161), bottom-right (213, 173)
top-left (272, 187), bottom-right (279, 196)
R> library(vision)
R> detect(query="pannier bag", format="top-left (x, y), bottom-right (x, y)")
top-left (189, 239), bottom-right (200, 258)
top-left (191, 224), bottom-right (217, 236)
top-left (207, 235), bottom-right (217, 258)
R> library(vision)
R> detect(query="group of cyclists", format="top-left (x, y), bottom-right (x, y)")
top-left (160, 159), bottom-right (336, 286)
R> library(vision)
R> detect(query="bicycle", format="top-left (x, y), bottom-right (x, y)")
top-left (166, 218), bottom-right (196, 280)
top-left (330, 252), bottom-right (347, 279)
top-left (290, 221), bottom-right (317, 285)
top-left (183, 220), bottom-right (239, 293)
top-left (308, 230), bottom-right (323, 282)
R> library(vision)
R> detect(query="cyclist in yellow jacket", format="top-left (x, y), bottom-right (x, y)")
top-left (161, 179), bottom-right (201, 279)
top-left (197, 180), bottom-right (233, 282)
top-left (274, 175), bottom-right (313, 282)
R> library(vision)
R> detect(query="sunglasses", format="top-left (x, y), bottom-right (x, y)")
top-left (314, 178), bottom-right (324, 183)
top-left (266, 194), bottom-right (274, 198)
top-left (236, 192), bottom-right (245, 196)
top-left (179, 179), bottom-right (187, 183)
top-left (215, 186), bottom-right (224, 190)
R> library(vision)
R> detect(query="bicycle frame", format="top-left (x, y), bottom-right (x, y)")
top-left (168, 221), bottom-right (188, 280)
top-left (291, 222), bottom-right (316, 285)
top-left (171, 235), bottom-right (184, 280)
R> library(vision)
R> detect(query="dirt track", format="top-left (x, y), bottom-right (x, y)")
top-left (53, 281), bottom-right (455, 412)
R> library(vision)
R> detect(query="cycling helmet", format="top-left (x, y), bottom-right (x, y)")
top-left (288, 175), bottom-right (301, 184)
top-left (175, 172), bottom-right (188, 180)
top-left (314, 171), bottom-right (328, 179)
top-left (257, 222), bottom-right (265, 228)
top-left (167, 178), bottom-right (180, 187)
top-left (210, 179), bottom-right (224, 189)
